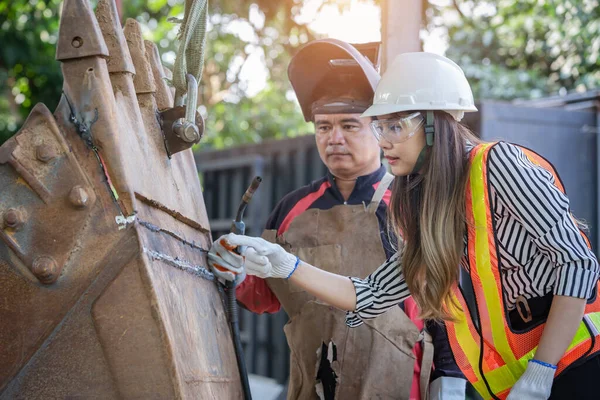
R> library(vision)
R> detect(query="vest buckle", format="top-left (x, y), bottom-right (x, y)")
top-left (516, 295), bottom-right (533, 323)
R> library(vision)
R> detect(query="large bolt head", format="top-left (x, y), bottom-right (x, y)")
top-left (173, 119), bottom-right (200, 143)
top-left (3, 208), bottom-right (23, 229)
top-left (36, 145), bottom-right (56, 163)
top-left (181, 122), bottom-right (200, 143)
top-left (32, 256), bottom-right (59, 284)
top-left (69, 186), bottom-right (89, 208)
top-left (71, 36), bottom-right (83, 48)
top-left (172, 119), bottom-right (184, 132)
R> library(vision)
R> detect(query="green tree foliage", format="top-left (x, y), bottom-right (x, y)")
top-left (0, 0), bottom-right (64, 144)
top-left (5, 0), bottom-right (596, 147)
top-left (0, 0), bottom-right (330, 147)
top-left (426, 0), bottom-right (600, 100)
top-left (193, 1), bottom-right (316, 148)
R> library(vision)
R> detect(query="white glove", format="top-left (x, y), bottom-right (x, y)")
top-left (208, 237), bottom-right (256, 286)
top-left (207, 236), bottom-right (248, 286)
top-left (429, 376), bottom-right (466, 400)
top-left (209, 233), bottom-right (299, 279)
top-left (506, 360), bottom-right (555, 400)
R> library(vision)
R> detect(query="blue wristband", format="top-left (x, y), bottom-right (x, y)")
top-left (529, 359), bottom-right (557, 370)
top-left (286, 256), bottom-right (300, 279)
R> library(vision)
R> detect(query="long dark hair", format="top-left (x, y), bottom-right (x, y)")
top-left (388, 111), bottom-right (481, 320)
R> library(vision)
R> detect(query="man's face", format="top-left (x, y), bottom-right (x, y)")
top-left (313, 113), bottom-right (381, 179)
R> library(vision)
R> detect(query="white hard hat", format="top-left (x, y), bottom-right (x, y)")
top-left (362, 52), bottom-right (477, 121)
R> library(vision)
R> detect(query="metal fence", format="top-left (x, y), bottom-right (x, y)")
top-left (195, 92), bottom-right (599, 383)
top-left (480, 92), bottom-right (599, 251)
top-left (512, 90), bottom-right (600, 251)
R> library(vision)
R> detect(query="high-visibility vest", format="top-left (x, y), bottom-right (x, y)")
top-left (445, 142), bottom-right (600, 400)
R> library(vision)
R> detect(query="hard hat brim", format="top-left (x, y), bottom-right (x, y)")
top-left (361, 103), bottom-right (478, 118)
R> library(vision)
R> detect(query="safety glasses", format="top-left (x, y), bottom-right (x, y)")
top-left (369, 112), bottom-right (424, 143)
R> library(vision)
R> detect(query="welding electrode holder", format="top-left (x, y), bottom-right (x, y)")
top-left (225, 176), bottom-right (262, 400)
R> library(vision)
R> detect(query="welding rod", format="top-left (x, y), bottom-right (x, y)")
top-left (227, 176), bottom-right (262, 400)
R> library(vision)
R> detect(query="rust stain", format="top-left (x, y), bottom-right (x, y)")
top-left (15, 177), bottom-right (34, 191)
top-left (135, 192), bottom-right (209, 234)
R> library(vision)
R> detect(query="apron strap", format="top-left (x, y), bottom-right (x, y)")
top-left (367, 172), bottom-right (394, 214)
top-left (420, 329), bottom-right (434, 400)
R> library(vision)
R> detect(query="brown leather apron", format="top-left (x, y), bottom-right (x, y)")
top-left (264, 174), bottom-right (421, 400)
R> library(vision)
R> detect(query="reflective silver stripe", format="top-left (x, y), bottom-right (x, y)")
top-left (368, 172), bottom-right (394, 213)
top-left (584, 313), bottom-right (600, 337)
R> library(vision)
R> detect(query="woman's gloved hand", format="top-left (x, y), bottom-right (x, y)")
top-left (208, 233), bottom-right (299, 280)
top-left (207, 235), bottom-right (248, 285)
top-left (506, 360), bottom-right (556, 400)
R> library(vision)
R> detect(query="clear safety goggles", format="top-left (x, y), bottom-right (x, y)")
top-left (369, 112), bottom-right (425, 143)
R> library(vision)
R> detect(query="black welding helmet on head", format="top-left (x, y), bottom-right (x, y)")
top-left (288, 39), bottom-right (381, 122)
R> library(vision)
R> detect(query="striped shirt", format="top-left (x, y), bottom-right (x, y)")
top-left (347, 142), bottom-right (600, 327)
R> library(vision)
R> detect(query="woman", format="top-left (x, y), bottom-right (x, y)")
top-left (209, 52), bottom-right (600, 400)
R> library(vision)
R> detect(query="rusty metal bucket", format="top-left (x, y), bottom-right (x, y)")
top-left (0, 0), bottom-right (242, 398)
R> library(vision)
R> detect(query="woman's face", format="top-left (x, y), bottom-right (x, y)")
top-left (374, 112), bottom-right (427, 176)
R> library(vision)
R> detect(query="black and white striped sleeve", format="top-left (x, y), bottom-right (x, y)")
top-left (345, 252), bottom-right (411, 327)
top-left (488, 142), bottom-right (599, 299)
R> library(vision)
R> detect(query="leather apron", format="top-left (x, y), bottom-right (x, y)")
top-left (264, 174), bottom-right (421, 400)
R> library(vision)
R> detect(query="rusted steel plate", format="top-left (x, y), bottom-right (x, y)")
top-left (0, 0), bottom-right (239, 398)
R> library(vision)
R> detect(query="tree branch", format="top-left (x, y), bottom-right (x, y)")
top-left (452, 0), bottom-right (465, 19)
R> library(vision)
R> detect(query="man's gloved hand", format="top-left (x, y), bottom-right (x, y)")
top-left (208, 233), bottom-right (299, 280)
top-left (506, 360), bottom-right (556, 400)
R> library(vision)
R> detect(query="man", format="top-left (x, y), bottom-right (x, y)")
top-left (211, 39), bottom-right (428, 400)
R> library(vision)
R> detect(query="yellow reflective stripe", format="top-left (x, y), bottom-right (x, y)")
top-left (460, 349), bottom-right (532, 398)
top-left (450, 292), bottom-right (485, 372)
top-left (470, 144), bottom-right (517, 364)
top-left (564, 315), bottom-right (598, 352)
top-left (568, 322), bottom-right (590, 352)
top-left (453, 144), bottom-right (600, 399)
top-left (450, 290), bottom-right (496, 399)
top-left (466, 308), bottom-right (598, 397)
top-left (586, 312), bottom-right (600, 334)
top-left (494, 316), bottom-right (599, 392)
top-left (484, 355), bottom-right (530, 395)
top-left (472, 381), bottom-right (492, 400)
